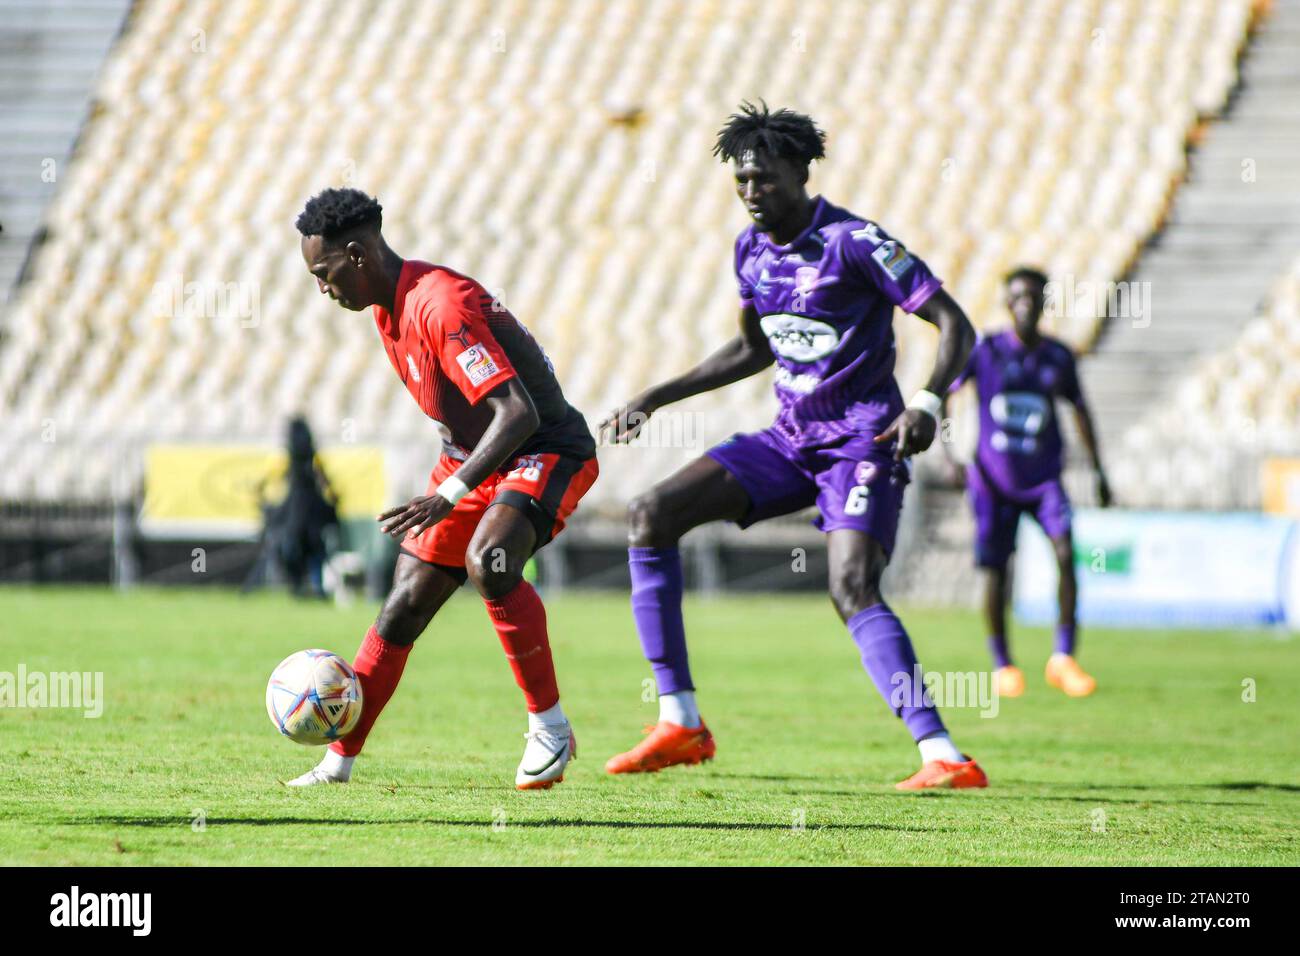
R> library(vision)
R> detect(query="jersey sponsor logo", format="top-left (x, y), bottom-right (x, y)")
top-left (991, 391), bottom-right (1051, 435)
top-left (990, 391), bottom-right (1050, 456)
top-left (773, 366), bottom-right (822, 394)
top-left (871, 240), bottom-right (914, 281)
top-left (406, 354), bottom-right (421, 383)
top-left (855, 461), bottom-right (878, 486)
top-left (455, 344), bottom-right (501, 387)
top-left (760, 313), bottom-right (840, 363)
top-left (991, 430), bottom-right (1039, 456)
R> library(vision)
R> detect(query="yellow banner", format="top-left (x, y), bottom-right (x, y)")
top-left (142, 445), bottom-right (386, 528)
top-left (1261, 458), bottom-right (1300, 516)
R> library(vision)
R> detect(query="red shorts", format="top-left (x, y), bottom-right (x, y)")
top-left (401, 452), bottom-right (599, 569)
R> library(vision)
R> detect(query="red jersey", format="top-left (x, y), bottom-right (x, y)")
top-left (372, 261), bottom-right (594, 460)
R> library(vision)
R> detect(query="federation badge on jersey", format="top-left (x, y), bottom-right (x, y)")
top-left (455, 344), bottom-right (501, 386)
top-left (871, 240), bottom-right (914, 281)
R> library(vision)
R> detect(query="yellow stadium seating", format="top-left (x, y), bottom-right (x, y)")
top-left (0, 0), bottom-right (1258, 508)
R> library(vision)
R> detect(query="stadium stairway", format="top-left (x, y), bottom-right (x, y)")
top-left (0, 0), bottom-right (131, 309)
top-left (890, 0), bottom-right (1300, 607)
top-left (1081, 0), bottom-right (1300, 447)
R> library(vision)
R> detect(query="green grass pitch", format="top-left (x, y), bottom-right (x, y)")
top-left (1, 586), bottom-right (1296, 866)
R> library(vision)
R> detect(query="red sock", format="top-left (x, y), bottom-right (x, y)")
top-left (329, 626), bottom-right (412, 758)
top-left (485, 581), bottom-right (559, 712)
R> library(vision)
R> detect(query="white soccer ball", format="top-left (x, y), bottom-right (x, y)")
top-left (266, 649), bottom-right (363, 745)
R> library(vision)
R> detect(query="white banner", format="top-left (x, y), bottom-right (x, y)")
top-left (1013, 510), bottom-right (1300, 629)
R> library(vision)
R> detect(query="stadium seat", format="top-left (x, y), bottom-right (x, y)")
top-left (0, 0), bottom-right (1260, 507)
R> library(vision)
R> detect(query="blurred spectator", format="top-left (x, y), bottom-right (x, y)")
top-left (245, 417), bottom-right (339, 597)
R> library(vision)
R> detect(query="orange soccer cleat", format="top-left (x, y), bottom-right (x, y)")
top-left (994, 665), bottom-right (1025, 698)
top-left (1045, 653), bottom-right (1097, 697)
top-left (895, 757), bottom-right (989, 791)
top-left (605, 720), bottom-right (716, 774)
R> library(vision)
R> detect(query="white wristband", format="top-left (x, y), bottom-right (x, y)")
top-left (435, 475), bottom-right (471, 505)
top-left (907, 389), bottom-right (943, 421)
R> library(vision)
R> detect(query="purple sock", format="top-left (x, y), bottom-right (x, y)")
top-left (988, 634), bottom-right (1012, 669)
top-left (1055, 622), bottom-right (1077, 656)
top-left (847, 603), bottom-right (946, 742)
top-left (628, 547), bottom-right (694, 694)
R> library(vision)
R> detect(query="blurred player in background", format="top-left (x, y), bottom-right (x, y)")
top-left (290, 189), bottom-right (598, 790)
top-left (945, 266), bottom-right (1111, 698)
top-left (601, 103), bottom-right (987, 790)
top-left (247, 416), bottom-right (339, 598)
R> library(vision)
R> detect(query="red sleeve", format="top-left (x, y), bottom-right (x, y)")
top-left (417, 276), bottom-right (517, 404)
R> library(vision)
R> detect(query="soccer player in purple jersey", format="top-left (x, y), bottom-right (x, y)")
top-left (599, 103), bottom-right (987, 790)
top-left (945, 266), bottom-right (1111, 699)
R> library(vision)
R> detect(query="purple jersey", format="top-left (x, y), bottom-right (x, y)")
top-left (734, 196), bottom-right (942, 447)
top-left (952, 330), bottom-right (1084, 494)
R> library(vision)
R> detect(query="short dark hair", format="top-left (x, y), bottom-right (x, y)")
top-left (295, 188), bottom-right (383, 239)
top-left (1005, 266), bottom-right (1050, 289)
top-left (713, 100), bottom-right (826, 167)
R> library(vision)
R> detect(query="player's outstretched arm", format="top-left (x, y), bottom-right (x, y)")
top-left (599, 303), bottom-right (772, 444)
top-left (935, 392), bottom-right (968, 487)
top-left (876, 288), bottom-right (976, 461)
top-left (1071, 395), bottom-right (1112, 508)
top-left (935, 335), bottom-right (978, 485)
top-left (379, 378), bottom-right (540, 538)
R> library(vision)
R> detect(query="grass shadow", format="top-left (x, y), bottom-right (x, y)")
top-left (1015, 780), bottom-right (1300, 796)
top-left (59, 814), bottom-right (950, 834)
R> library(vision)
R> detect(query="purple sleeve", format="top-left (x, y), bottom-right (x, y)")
top-left (733, 229), bottom-right (755, 306)
top-left (840, 221), bottom-right (942, 313)
top-left (1057, 346), bottom-right (1084, 406)
top-left (948, 337), bottom-right (982, 393)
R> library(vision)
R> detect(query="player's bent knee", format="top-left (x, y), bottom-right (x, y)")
top-left (627, 492), bottom-right (671, 547)
top-left (377, 588), bottom-right (436, 646)
top-left (376, 563), bottom-right (454, 645)
top-left (465, 545), bottom-right (526, 599)
top-left (828, 569), bottom-right (884, 620)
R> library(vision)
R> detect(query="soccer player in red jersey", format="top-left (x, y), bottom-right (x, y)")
top-left (290, 188), bottom-right (598, 789)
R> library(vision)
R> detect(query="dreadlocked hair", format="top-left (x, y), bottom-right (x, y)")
top-left (713, 100), bottom-right (826, 167)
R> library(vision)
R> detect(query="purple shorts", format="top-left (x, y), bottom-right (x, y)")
top-left (967, 461), bottom-right (1072, 568)
top-left (706, 427), bottom-right (910, 555)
